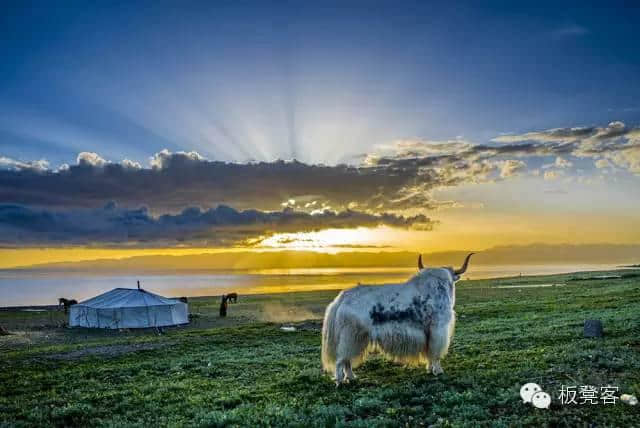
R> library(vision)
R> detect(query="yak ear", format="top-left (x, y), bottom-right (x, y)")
top-left (447, 267), bottom-right (459, 282)
top-left (418, 254), bottom-right (424, 270)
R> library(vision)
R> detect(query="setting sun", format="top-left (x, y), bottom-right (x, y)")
top-left (257, 226), bottom-right (398, 252)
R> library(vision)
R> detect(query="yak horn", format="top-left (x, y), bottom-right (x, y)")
top-left (418, 254), bottom-right (424, 270)
top-left (454, 253), bottom-right (475, 275)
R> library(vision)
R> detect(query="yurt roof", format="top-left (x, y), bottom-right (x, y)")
top-left (76, 288), bottom-right (180, 309)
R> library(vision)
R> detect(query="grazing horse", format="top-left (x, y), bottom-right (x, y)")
top-left (219, 295), bottom-right (228, 317)
top-left (322, 253), bottom-right (474, 385)
top-left (58, 298), bottom-right (78, 314)
top-left (226, 292), bottom-right (238, 303)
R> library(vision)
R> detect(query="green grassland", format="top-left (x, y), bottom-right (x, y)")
top-left (1, 270), bottom-right (640, 427)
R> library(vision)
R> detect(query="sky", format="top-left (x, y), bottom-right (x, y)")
top-left (1, 1), bottom-right (640, 266)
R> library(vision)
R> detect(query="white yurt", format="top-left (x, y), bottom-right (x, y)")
top-left (69, 287), bottom-right (189, 329)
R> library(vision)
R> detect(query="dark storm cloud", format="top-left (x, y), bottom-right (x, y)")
top-left (0, 151), bottom-right (416, 213)
top-left (0, 203), bottom-right (433, 247)
top-left (1, 146), bottom-right (507, 213)
top-left (1, 121), bottom-right (638, 225)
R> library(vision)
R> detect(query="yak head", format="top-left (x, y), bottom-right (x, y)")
top-left (418, 252), bottom-right (475, 282)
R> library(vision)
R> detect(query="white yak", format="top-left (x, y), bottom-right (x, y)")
top-left (322, 253), bottom-right (474, 384)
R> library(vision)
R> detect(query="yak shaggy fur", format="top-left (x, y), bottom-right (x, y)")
top-left (322, 267), bottom-right (459, 384)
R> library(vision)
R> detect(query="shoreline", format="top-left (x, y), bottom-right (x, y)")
top-left (1, 262), bottom-right (631, 275)
top-left (2, 265), bottom-right (637, 310)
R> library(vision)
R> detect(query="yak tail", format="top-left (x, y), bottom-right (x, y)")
top-left (321, 292), bottom-right (344, 373)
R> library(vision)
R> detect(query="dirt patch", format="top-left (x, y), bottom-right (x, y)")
top-left (259, 302), bottom-right (322, 323)
top-left (46, 342), bottom-right (168, 360)
top-left (288, 320), bottom-right (323, 331)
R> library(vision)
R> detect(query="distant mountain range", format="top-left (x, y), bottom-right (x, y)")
top-left (10, 243), bottom-right (640, 272)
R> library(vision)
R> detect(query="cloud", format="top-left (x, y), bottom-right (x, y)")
top-left (499, 160), bottom-right (527, 178)
top-left (362, 138), bottom-right (473, 166)
top-left (122, 159), bottom-right (142, 170)
top-left (492, 121), bottom-right (640, 175)
top-left (0, 151), bottom-right (411, 213)
top-left (359, 138), bottom-right (584, 201)
top-left (77, 152), bottom-right (108, 167)
top-left (149, 149), bottom-right (205, 169)
top-left (0, 156), bottom-right (49, 172)
top-left (491, 126), bottom-right (595, 143)
top-left (554, 157), bottom-right (573, 168)
top-left (492, 122), bottom-right (634, 145)
top-left (541, 156), bottom-right (573, 170)
top-left (594, 158), bottom-right (612, 169)
top-left (0, 203), bottom-right (433, 247)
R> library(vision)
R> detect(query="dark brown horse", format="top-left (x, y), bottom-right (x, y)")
top-left (58, 298), bottom-right (78, 314)
top-left (226, 292), bottom-right (238, 304)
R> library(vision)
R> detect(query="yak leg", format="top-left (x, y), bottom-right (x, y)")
top-left (344, 360), bottom-right (357, 382)
top-left (336, 359), bottom-right (356, 385)
top-left (427, 319), bottom-right (454, 376)
top-left (334, 360), bottom-right (346, 385)
top-left (335, 325), bottom-right (367, 385)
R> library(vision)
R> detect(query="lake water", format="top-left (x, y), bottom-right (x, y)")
top-left (0, 263), bottom-right (623, 307)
